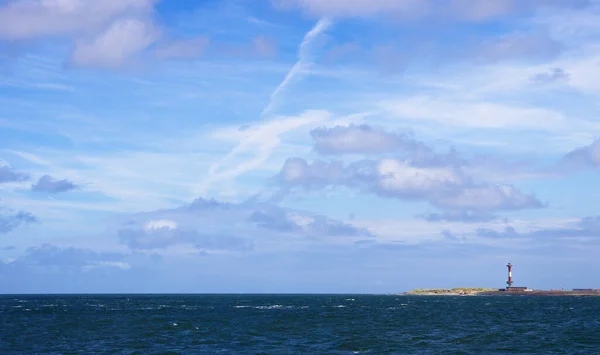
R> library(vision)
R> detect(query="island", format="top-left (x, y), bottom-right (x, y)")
top-left (402, 264), bottom-right (600, 296)
top-left (403, 288), bottom-right (600, 296)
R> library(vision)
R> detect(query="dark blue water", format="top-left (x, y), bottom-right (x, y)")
top-left (1, 294), bottom-right (599, 354)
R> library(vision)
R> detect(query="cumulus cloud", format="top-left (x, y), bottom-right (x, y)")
top-left (310, 125), bottom-right (427, 155)
top-left (0, 0), bottom-right (283, 67)
top-left (280, 124), bottom-right (545, 217)
top-left (273, 0), bottom-right (591, 21)
top-left (0, 0), bottom-right (159, 68)
top-left (145, 219), bottom-right (177, 231)
top-left (0, 0), bottom-right (157, 40)
top-left (118, 197), bottom-right (372, 252)
top-left (31, 175), bottom-right (79, 193)
top-left (0, 165), bottom-right (29, 183)
top-left (0, 210), bottom-right (38, 234)
top-left (561, 139), bottom-right (600, 168)
top-left (279, 158), bottom-right (347, 187)
top-left (278, 157), bottom-right (542, 214)
top-left (70, 17), bottom-right (159, 68)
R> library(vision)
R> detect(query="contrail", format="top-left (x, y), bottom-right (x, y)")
top-left (197, 18), bottom-right (332, 196)
top-left (261, 17), bottom-right (332, 117)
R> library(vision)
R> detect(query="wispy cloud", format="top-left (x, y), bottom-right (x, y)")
top-left (197, 18), bottom-right (333, 195)
top-left (195, 110), bottom-right (330, 196)
top-left (261, 18), bottom-right (332, 117)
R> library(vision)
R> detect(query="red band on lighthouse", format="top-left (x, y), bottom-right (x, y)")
top-left (506, 263), bottom-right (514, 288)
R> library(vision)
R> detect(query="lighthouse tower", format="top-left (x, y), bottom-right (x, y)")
top-left (506, 263), bottom-right (514, 288)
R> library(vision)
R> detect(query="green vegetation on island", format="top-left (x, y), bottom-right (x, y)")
top-left (404, 288), bottom-right (498, 295)
top-left (403, 288), bottom-right (600, 296)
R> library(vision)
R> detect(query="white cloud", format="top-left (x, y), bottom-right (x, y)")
top-left (0, 0), bottom-right (162, 68)
top-left (84, 261), bottom-right (131, 271)
top-left (279, 155), bottom-right (543, 214)
top-left (376, 159), bottom-right (464, 194)
top-left (145, 219), bottom-right (177, 231)
top-left (70, 18), bottom-right (159, 68)
top-left (562, 138), bottom-right (600, 168)
top-left (0, 0), bottom-right (157, 40)
top-left (310, 124), bottom-right (425, 155)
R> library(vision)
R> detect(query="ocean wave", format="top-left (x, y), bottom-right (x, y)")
top-left (234, 305), bottom-right (308, 310)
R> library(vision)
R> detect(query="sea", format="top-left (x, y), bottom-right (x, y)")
top-left (1, 294), bottom-right (599, 354)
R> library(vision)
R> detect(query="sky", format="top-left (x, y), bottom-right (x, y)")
top-left (1, 0), bottom-right (600, 294)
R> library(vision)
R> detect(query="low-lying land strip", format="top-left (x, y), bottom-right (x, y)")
top-left (403, 288), bottom-right (600, 296)
top-left (404, 288), bottom-right (498, 296)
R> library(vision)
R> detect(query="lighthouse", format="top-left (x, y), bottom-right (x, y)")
top-left (506, 263), bottom-right (514, 288)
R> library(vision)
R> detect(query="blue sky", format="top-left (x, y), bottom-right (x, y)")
top-left (1, 0), bottom-right (600, 293)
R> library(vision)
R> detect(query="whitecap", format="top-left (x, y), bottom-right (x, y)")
top-left (255, 305), bottom-right (285, 310)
